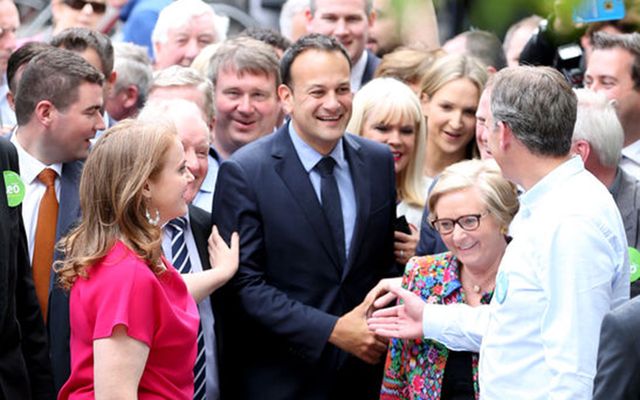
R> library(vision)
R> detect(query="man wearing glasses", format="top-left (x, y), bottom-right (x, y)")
top-left (368, 66), bottom-right (629, 399)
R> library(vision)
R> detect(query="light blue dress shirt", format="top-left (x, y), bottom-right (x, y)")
top-left (192, 146), bottom-right (221, 213)
top-left (420, 157), bottom-right (630, 399)
top-left (288, 123), bottom-right (356, 261)
top-left (162, 214), bottom-right (220, 400)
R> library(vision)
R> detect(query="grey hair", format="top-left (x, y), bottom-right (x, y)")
top-left (150, 66), bottom-right (214, 123)
top-left (151, 0), bottom-right (229, 53)
top-left (112, 42), bottom-right (153, 110)
top-left (279, 0), bottom-right (309, 40)
top-left (572, 88), bottom-right (623, 167)
top-left (491, 66), bottom-right (577, 157)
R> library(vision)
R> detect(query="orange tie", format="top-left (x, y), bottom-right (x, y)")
top-left (32, 168), bottom-right (58, 321)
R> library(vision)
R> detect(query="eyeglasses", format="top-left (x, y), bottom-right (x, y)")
top-left (430, 211), bottom-right (489, 235)
top-left (62, 0), bottom-right (107, 14)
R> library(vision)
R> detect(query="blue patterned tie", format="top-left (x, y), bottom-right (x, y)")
top-left (168, 217), bottom-right (207, 400)
top-left (316, 157), bottom-right (346, 268)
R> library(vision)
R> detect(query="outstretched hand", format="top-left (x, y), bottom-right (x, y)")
top-left (367, 286), bottom-right (426, 340)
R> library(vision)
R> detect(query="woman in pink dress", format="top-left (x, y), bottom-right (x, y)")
top-left (55, 119), bottom-right (239, 399)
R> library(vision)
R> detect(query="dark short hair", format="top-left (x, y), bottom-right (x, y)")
top-left (591, 32), bottom-right (640, 90)
top-left (491, 66), bottom-right (577, 157)
top-left (51, 27), bottom-right (114, 76)
top-left (15, 48), bottom-right (104, 125)
top-left (280, 34), bottom-right (351, 87)
top-left (7, 41), bottom-right (52, 93)
top-left (240, 27), bottom-right (292, 54)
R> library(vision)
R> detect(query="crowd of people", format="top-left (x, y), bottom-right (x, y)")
top-left (1, 0), bottom-right (640, 399)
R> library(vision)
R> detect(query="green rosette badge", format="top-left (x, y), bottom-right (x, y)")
top-left (629, 247), bottom-right (640, 284)
top-left (4, 170), bottom-right (25, 207)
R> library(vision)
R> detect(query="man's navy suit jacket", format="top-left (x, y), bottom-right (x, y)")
top-left (212, 124), bottom-right (397, 399)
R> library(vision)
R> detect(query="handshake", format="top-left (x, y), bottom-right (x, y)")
top-left (329, 278), bottom-right (426, 365)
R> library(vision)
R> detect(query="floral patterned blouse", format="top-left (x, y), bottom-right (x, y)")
top-left (380, 252), bottom-right (492, 400)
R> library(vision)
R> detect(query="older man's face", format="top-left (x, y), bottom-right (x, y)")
top-left (154, 13), bottom-right (217, 69)
top-left (0, 0), bottom-right (18, 76)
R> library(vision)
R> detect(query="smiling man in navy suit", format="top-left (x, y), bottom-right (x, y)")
top-left (212, 34), bottom-right (396, 399)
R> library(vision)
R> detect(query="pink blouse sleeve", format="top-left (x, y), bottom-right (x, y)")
top-left (87, 255), bottom-right (159, 347)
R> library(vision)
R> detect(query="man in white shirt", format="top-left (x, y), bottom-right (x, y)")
top-left (10, 47), bottom-right (105, 393)
top-left (368, 66), bottom-right (629, 399)
top-left (585, 32), bottom-right (640, 179)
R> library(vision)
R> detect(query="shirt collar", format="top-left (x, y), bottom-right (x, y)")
top-left (10, 132), bottom-right (63, 184)
top-left (518, 156), bottom-right (583, 214)
top-left (622, 139), bottom-right (640, 164)
top-left (349, 50), bottom-right (368, 93)
top-left (288, 122), bottom-right (346, 173)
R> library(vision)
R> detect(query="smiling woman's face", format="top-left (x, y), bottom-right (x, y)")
top-left (433, 186), bottom-right (504, 272)
top-left (422, 77), bottom-right (479, 160)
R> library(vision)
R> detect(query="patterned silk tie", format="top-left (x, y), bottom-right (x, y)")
top-left (168, 217), bottom-right (207, 400)
top-left (316, 157), bottom-right (346, 268)
top-left (32, 168), bottom-right (58, 321)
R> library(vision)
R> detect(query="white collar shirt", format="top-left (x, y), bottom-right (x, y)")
top-left (10, 133), bottom-right (63, 263)
top-left (420, 156), bottom-right (629, 399)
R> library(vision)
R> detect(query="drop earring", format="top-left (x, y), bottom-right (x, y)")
top-left (145, 207), bottom-right (160, 226)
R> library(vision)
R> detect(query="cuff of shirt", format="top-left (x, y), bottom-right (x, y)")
top-left (422, 303), bottom-right (449, 339)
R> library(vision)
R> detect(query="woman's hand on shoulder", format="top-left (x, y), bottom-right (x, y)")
top-left (208, 225), bottom-right (239, 283)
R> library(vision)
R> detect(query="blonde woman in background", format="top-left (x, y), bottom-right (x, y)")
top-left (348, 77), bottom-right (426, 266)
top-left (420, 54), bottom-right (487, 185)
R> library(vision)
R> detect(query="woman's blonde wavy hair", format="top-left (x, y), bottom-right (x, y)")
top-left (348, 77), bottom-right (427, 208)
top-left (55, 119), bottom-right (178, 290)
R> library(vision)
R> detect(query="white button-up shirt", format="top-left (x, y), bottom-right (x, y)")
top-left (421, 157), bottom-right (629, 399)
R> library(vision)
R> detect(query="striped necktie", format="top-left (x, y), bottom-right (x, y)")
top-left (168, 217), bottom-right (207, 400)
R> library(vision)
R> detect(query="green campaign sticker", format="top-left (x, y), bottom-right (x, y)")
top-left (3, 170), bottom-right (25, 207)
top-left (629, 247), bottom-right (640, 283)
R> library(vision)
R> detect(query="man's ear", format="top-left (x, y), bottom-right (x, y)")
top-left (278, 84), bottom-right (294, 115)
top-left (497, 121), bottom-right (512, 151)
top-left (34, 100), bottom-right (56, 127)
top-left (571, 139), bottom-right (591, 163)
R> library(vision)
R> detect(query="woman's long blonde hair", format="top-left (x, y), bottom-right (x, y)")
top-left (348, 77), bottom-right (427, 207)
top-left (55, 119), bottom-right (178, 290)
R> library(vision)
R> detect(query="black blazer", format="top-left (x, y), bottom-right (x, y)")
top-left (47, 160), bottom-right (83, 393)
top-left (360, 50), bottom-right (381, 88)
top-left (212, 125), bottom-right (396, 399)
top-left (0, 138), bottom-right (54, 399)
top-left (593, 296), bottom-right (640, 399)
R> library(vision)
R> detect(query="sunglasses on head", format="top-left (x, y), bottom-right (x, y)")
top-left (62, 0), bottom-right (107, 14)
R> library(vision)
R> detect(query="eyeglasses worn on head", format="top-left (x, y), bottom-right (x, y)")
top-left (430, 211), bottom-right (490, 235)
top-left (63, 0), bottom-right (107, 14)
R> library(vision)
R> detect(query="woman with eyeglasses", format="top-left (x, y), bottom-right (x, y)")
top-left (52, 0), bottom-right (107, 35)
top-left (378, 159), bottom-right (519, 400)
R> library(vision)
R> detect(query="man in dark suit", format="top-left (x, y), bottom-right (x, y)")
top-left (212, 34), bottom-right (396, 399)
top-left (10, 48), bottom-right (105, 392)
top-left (139, 98), bottom-right (224, 400)
top-left (0, 137), bottom-right (54, 399)
top-left (305, 0), bottom-right (380, 91)
top-left (593, 296), bottom-right (640, 399)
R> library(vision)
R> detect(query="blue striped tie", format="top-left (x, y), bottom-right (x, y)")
top-left (168, 217), bottom-right (207, 400)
